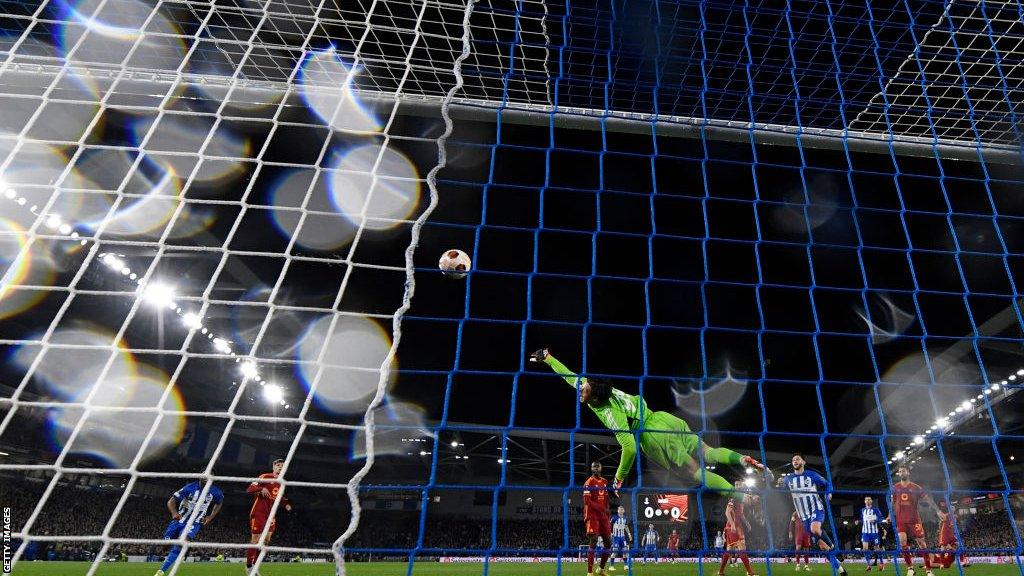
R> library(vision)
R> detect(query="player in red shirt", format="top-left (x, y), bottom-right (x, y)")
top-left (718, 482), bottom-right (754, 576)
top-left (667, 529), bottom-right (680, 563)
top-left (935, 501), bottom-right (967, 569)
top-left (789, 511), bottom-right (811, 570)
top-left (890, 465), bottom-right (937, 576)
top-left (584, 460), bottom-right (612, 576)
top-left (245, 459), bottom-right (292, 574)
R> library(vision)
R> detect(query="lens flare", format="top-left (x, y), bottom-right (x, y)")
top-left (328, 144), bottom-right (421, 230)
top-left (93, 164), bottom-right (181, 237)
top-left (0, 219), bottom-right (58, 320)
top-left (57, 0), bottom-right (187, 102)
top-left (296, 314), bottom-right (397, 414)
top-left (131, 114), bottom-right (250, 183)
top-left (14, 327), bottom-right (137, 400)
top-left (299, 48), bottom-right (382, 133)
top-left (672, 363), bottom-right (749, 417)
top-left (270, 169), bottom-right (356, 250)
top-left (350, 399), bottom-right (431, 460)
top-left (45, 364), bottom-right (186, 467)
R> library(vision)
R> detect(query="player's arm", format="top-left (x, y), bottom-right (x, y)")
top-left (725, 499), bottom-right (736, 529)
top-left (166, 495), bottom-right (181, 521)
top-left (530, 349), bottom-right (582, 389)
top-left (247, 474), bottom-right (272, 498)
top-left (919, 488), bottom-right (941, 516)
top-left (203, 502), bottom-right (223, 525)
top-left (811, 471), bottom-right (832, 500)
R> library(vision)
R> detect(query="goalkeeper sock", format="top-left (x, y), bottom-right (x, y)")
top-left (694, 468), bottom-right (735, 492)
top-left (704, 447), bottom-right (745, 466)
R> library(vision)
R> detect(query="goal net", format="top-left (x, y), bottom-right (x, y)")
top-left (1, 0), bottom-right (1023, 574)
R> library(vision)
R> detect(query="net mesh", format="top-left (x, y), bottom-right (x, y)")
top-left (1, 0), bottom-right (1023, 574)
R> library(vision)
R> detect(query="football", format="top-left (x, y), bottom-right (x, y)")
top-left (438, 249), bottom-right (471, 278)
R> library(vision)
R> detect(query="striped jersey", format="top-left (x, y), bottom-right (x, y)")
top-left (172, 481), bottom-right (223, 522)
top-left (612, 514), bottom-right (629, 538)
top-left (860, 506), bottom-right (883, 535)
top-left (783, 470), bottom-right (827, 521)
top-left (643, 527), bottom-right (659, 546)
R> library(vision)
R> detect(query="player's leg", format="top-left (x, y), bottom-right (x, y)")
top-left (156, 522), bottom-right (185, 576)
top-left (864, 540), bottom-right (873, 570)
top-left (897, 530), bottom-right (915, 576)
top-left (913, 533), bottom-right (933, 574)
top-left (598, 521), bottom-right (612, 573)
top-left (587, 533), bottom-right (598, 575)
top-left (718, 544), bottom-right (733, 575)
top-left (810, 519), bottom-right (847, 575)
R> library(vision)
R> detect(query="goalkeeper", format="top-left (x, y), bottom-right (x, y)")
top-left (531, 348), bottom-right (763, 493)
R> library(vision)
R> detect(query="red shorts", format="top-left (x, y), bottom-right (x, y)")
top-left (725, 526), bottom-right (745, 547)
top-left (586, 514), bottom-right (611, 538)
top-left (250, 515), bottom-right (276, 535)
top-left (939, 528), bottom-right (957, 547)
top-left (897, 519), bottom-right (925, 539)
top-left (668, 546), bottom-right (679, 555)
top-left (795, 533), bottom-right (811, 547)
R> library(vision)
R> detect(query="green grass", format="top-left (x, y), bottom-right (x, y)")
top-left (10, 561), bottom-right (1022, 576)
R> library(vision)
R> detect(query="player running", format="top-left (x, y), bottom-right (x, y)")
top-left (583, 461), bottom-right (613, 576)
top-left (935, 500), bottom-right (967, 569)
top-left (890, 465), bottom-right (937, 576)
top-left (642, 524), bottom-right (660, 563)
top-left (246, 459), bottom-right (292, 575)
top-left (718, 481), bottom-right (754, 576)
top-left (790, 511), bottom-right (811, 570)
top-left (531, 349), bottom-right (764, 493)
top-left (778, 453), bottom-right (848, 576)
top-left (154, 481), bottom-right (223, 576)
top-left (607, 505), bottom-right (632, 571)
top-left (856, 496), bottom-right (887, 571)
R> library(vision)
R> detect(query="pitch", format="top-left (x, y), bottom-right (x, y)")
top-left (12, 563), bottom-right (1023, 576)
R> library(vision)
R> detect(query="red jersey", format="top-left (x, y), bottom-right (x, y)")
top-left (583, 476), bottom-right (610, 520)
top-left (938, 514), bottom-right (957, 546)
top-left (247, 472), bottom-right (289, 519)
top-left (667, 533), bottom-right (680, 549)
top-left (892, 481), bottom-right (924, 523)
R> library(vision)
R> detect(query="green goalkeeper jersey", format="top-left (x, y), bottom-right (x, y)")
top-left (543, 354), bottom-right (705, 483)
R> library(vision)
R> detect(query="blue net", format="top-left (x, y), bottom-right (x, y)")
top-left (365, 0), bottom-right (1024, 573)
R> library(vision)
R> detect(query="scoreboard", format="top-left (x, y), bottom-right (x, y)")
top-left (641, 494), bottom-right (688, 523)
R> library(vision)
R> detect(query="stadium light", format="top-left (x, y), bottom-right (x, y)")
top-left (212, 338), bottom-right (231, 354)
top-left (960, 400), bottom-right (972, 411)
top-left (181, 312), bottom-right (202, 330)
top-left (745, 467), bottom-right (754, 475)
top-left (240, 361), bottom-right (259, 379)
top-left (451, 440), bottom-right (459, 448)
top-left (894, 452), bottom-right (906, 460)
top-left (1017, 369), bottom-right (1024, 376)
top-left (1011, 455), bottom-right (1016, 461)
top-left (936, 417), bottom-right (949, 428)
top-left (912, 436), bottom-right (924, 446)
top-left (263, 384), bottom-right (284, 403)
top-left (142, 283), bottom-right (176, 308)
top-left (743, 477), bottom-right (756, 488)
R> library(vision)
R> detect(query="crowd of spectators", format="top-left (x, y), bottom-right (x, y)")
top-left (5, 478), bottom-right (1022, 562)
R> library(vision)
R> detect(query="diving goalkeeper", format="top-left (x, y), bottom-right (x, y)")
top-left (531, 348), bottom-right (763, 493)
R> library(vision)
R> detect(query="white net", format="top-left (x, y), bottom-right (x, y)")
top-left (849, 0), bottom-right (1024, 148)
top-left (0, 0), bottom-right (491, 573)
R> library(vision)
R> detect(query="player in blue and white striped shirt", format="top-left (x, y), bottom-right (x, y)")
top-left (607, 505), bottom-right (632, 571)
top-left (857, 496), bottom-right (888, 571)
top-left (641, 524), bottom-right (659, 564)
top-left (155, 481), bottom-right (224, 576)
top-left (777, 453), bottom-right (847, 576)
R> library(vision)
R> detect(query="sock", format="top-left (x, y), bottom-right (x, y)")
top-left (903, 552), bottom-right (913, 567)
top-left (921, 552), bottom-right (932, 569)
top-left (694, 468), bottom-right (735, 492)
top-left (740, 553), bottom-right (752, 574)
top-left (719, 553), bottom-right (732, 574)
top-left (704, 447), bottom-right (745, 466)
top-left (805, 555), bottom-right (810, 565)
top-left (600, 549), bottom-right (610, 568)
top-left (588, 547), bottom-right (595, 573)
top-left (960, 553), bottom-right (968, 565)
top-left (160, 546), bottom-right (182, 572)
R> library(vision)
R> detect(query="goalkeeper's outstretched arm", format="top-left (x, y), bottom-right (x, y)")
top-left (530, 348), bottom-right (637, 487)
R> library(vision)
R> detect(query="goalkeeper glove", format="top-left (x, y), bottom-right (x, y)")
top-left (613, 478), bottom-right (623, 497)
top-left (529, 348), bottom-right (549, 363)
